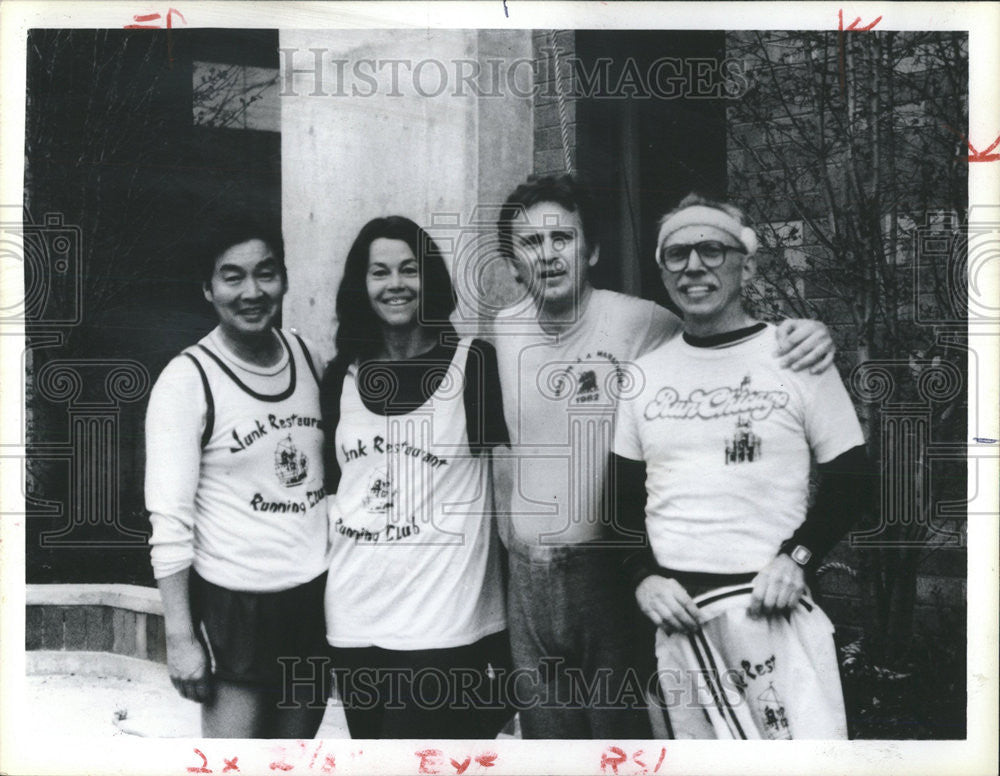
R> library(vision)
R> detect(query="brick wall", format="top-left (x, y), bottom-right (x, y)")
top-left (815, 529), bottom-right (967, 642)
top-left (25, 585), bottom-right (167, 664)
top-left (724, 30), bottom-right (968, 641)
top-left (532, 30), bottom-right (577, 176)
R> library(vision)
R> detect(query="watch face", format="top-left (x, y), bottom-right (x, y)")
top-left (791, 545), bottom-right (812, 566)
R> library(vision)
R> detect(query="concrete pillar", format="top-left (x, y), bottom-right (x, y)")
top-left (280, 30), bottom-right (533, 359)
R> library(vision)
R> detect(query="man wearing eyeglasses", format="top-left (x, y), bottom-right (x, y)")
top-left (490, 178), bottom-right (840, 739)
top-left (611, 194), bottom-right (869, 738)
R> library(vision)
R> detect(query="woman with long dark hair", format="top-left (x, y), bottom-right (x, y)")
top-left (320, 216), bottom-right (512, 739)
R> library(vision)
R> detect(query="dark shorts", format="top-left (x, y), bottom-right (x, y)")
top-left (190, 570), bottom-right (329, 698)
top-left (327, 630), bottom-right (514, 739)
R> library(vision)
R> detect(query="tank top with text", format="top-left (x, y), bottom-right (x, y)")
top-left (324, 339), bottom-right (506, 649)
top-left (185, 330), bottom-right (329, 591)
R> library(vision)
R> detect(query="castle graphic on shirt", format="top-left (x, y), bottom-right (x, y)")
top-left (726, 416), bottom-right (762, 464)
top-left (274, 435), bottom-right (308, 486)
top-left (757, 683), bottom-right (791, 740)
top-left (362, 468), bottom-right (395, 513)
top-left (725, 376), bottom-right (762, 465)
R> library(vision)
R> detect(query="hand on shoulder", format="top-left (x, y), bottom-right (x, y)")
top-left (773, 319), bottom-right (836, 374)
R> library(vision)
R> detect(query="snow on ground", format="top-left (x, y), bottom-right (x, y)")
top-left (25, 672), bottom-right (350, 738)
top-left (26, 672), bottom-right (200, 738)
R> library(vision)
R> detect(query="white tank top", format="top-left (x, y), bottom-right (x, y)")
top-left (325, 339), bottom-right (507, 649)
top-left (185, 330), bottom-right (329, 591)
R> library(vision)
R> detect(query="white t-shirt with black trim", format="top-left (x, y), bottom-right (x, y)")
top-left (613, 324), bottom-right (864, 574)
top-left (489, 289), bottom-right (681, 541)
top-left (146, 327), bottom-right (329, 592)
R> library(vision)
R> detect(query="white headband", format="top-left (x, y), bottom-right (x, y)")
top-left (655, 205), bottom-right (758, 264)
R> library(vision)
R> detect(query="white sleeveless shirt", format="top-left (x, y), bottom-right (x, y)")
top-left (324, 339), bottom-right (507, 649)
top-left (147, 329), bottom-right (329, 591)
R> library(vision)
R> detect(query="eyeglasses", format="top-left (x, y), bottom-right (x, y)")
top-left (659, 241), bottom-right (746, 272)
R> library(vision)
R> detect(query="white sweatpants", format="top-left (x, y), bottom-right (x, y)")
top-left (654, 584), bottom-right (847, 740)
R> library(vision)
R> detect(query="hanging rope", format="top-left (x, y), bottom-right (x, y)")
top-left (547, 30), bottom-right (575, 176)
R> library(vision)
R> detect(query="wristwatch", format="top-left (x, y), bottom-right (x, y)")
top-left (788, 544), bottom-right (813, 568)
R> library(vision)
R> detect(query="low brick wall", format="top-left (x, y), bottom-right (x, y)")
top-left (27, 568), bottom-right (965, 667)
top-left (25, 584), bottom-right (166, 664)
top-left (811, 532), bottom-right (967, 644)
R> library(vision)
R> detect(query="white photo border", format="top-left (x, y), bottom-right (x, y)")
top-left (1, 2), bottom-right (996, 775)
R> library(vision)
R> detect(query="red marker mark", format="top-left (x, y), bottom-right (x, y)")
top-left (124, 8), bottom-right (187, 66)
top-left (223, 757), bottom-right (240, 773)
top-left (600, 747), bottom-right (628, 775)
top-left (944, 124), bottom-right (1000, 162)
top-left (415, 750), bottom-right (444, 775)
top-left (837, 9), bottom-right (883, 94)
top-left (653, 748), bottom-right (666, 773)
top-left (124, 7), bottom-right (186, 28)
top-left (187, 748), bottom-right (213, 774)
top-left (284, 742), bottom-right (331, 771)
top-left (474, 753), bottom-right (498, 769)
top-left (838, 8), bottom-right (882, 31)
top-left (269, 760), bottom-right (294, 772)
top-left (124, 12), bottom-right (161, 29)
top-left (450, 757), bottom-right (471, 775)
top-left (307, 744), bottom-right (323, 770)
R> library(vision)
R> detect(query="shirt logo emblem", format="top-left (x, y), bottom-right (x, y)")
top-left (757, 683), bottom-right (791, 740)
top-left (274, 435), bottom-right (308, 487)
top-left (575, 369), bottom-right (599, 403)
top-left (726, 416), bottom-right (762, 465)
top-left (362, 468), bottom-right (395, 513)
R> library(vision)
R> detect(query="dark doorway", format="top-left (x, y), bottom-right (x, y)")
top-left (574, 30), bottom-right (728, 310)
top-left (24, 29), bottom-right (282, 585)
